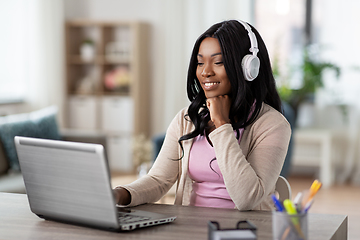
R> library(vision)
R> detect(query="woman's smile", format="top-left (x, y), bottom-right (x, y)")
top-left (203, 81), bottom-right (220, 90)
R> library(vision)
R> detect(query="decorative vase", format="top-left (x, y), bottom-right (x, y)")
top-left (80, 43), bottom-right (95, 61)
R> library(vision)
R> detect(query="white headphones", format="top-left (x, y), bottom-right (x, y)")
top-left (238, 20), bottom-right (260, 81)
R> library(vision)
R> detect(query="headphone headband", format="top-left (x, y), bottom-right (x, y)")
top-left (237, 20), bottom-right (259, 56)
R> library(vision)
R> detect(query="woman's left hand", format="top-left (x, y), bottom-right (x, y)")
top-left (206, 95), bottom-right (231, 128)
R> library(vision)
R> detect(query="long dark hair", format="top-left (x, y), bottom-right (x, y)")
top-left (179, 20), bottom-right (282, 145)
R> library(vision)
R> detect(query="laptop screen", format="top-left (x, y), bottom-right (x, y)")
top-left (15, 136), bottom-right (120, 229)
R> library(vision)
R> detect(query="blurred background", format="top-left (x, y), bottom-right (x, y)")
top-left (1, 0), bottom-right (360, 238)
top-left (1, 0), bottom-right (360, 182)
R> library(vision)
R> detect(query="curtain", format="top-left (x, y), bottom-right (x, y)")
top-left (0, 0), bottom-right (65, 126)
top-left (26, 0), bottom-right (65, 126)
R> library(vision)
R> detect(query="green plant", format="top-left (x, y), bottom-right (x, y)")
top-left (82, 38), bottom-right (94, 45)
top-left (276, 46), bottom-right (341, 119)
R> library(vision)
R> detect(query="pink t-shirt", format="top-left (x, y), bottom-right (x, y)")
top-left (188, 130), bottom-right (243, 209)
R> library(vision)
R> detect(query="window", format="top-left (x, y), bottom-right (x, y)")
top-left (255, 0), bottom-right (307, 89)
top-left (0, 0), bottom-right (31, 103)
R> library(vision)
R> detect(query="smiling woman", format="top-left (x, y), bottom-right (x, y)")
top-left (114, 20), bottom-right (291, 211)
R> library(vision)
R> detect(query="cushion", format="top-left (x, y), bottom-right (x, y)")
top-left (0, 106), bottom-right (61, 172)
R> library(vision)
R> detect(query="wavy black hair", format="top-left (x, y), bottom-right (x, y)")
top-left (178, 20), bottom-right (282, 145)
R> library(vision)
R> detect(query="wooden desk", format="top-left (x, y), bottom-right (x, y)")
top-left (0, 193), bottom-right (347, 240)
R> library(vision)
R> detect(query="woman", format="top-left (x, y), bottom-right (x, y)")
top-left (114, 20), bottom-right (291, 211)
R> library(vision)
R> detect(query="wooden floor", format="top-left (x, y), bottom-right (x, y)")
top-left (111, 174), bottom-right (360, 240)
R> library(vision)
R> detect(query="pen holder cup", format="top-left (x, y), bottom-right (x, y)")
top-left (272, 211), bottom-right (308, 240)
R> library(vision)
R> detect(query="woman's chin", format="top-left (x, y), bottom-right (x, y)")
top-left (205, 92), bottom-right (227, 98)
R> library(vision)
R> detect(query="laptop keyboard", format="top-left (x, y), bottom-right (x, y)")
top-left (118, 213), bottom-right (151, 224)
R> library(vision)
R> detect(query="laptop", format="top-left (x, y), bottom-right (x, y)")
top-left (14, 136), bottom-right (176, 231)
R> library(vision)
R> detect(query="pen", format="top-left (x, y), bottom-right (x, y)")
top-left (283, 199), bottom-right (305, 239)
top-left (271, 194), bottom-right (284, 212)
top-left (302, 179), bottom-right (322, 208)
top-left (303, 199), bottom-right (314, 213)
top-left (283, 199), bottom-right (298, 216)
top-left (293, 192), bottom-right (303, 212)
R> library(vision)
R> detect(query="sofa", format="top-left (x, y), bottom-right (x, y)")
top-left (0, 106), bottom-right (106, 193)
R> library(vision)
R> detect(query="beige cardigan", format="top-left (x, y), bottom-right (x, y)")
top-left (120, 103), bottom-right (291, 211)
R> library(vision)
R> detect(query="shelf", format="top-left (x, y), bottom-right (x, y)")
top-left (103, 58), bottom-right (131, 65)
top-left (67, 55), bottom-right (103, 64)
top-left (65, 20), bottom-right (150, 173)
top-left (67, 55), bottom-right (131, 65)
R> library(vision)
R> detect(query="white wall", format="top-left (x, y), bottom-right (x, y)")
top-left (63, 0), bottom-right (252, 135)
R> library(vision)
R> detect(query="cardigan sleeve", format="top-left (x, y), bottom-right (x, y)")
top-left (209, 106), bottom-right (291, 210)
top-left (119, 108), bottom-right (188, 207)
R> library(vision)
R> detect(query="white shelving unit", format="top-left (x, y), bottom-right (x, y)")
top-left (65, 20), bottom-right (150, 173)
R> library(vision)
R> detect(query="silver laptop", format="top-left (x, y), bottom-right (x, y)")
top-left (14, 136), bottom-right (176, 231)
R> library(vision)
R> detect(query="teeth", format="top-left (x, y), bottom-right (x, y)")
top-left (204, 82), bottom-right (219, 87)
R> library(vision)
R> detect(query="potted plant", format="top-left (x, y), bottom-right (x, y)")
top-left (80, 38), bottom-right (95, 61)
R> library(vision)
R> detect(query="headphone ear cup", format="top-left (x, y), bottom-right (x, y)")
top-left (241, 54), bottom-right (260, 81)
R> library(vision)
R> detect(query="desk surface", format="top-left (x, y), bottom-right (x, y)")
top-left (0, 192), bottom-right (347, 240)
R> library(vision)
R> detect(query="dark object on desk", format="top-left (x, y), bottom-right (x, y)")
top-left (208, 220), bottom-right (257, 240)
top-left (15, 136), bottom-right (176, 232)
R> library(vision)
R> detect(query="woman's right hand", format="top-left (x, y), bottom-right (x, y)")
top-left (206, 94), bottom-right (231, 128)
top-left (113, 187), bottom-right (131, 205)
